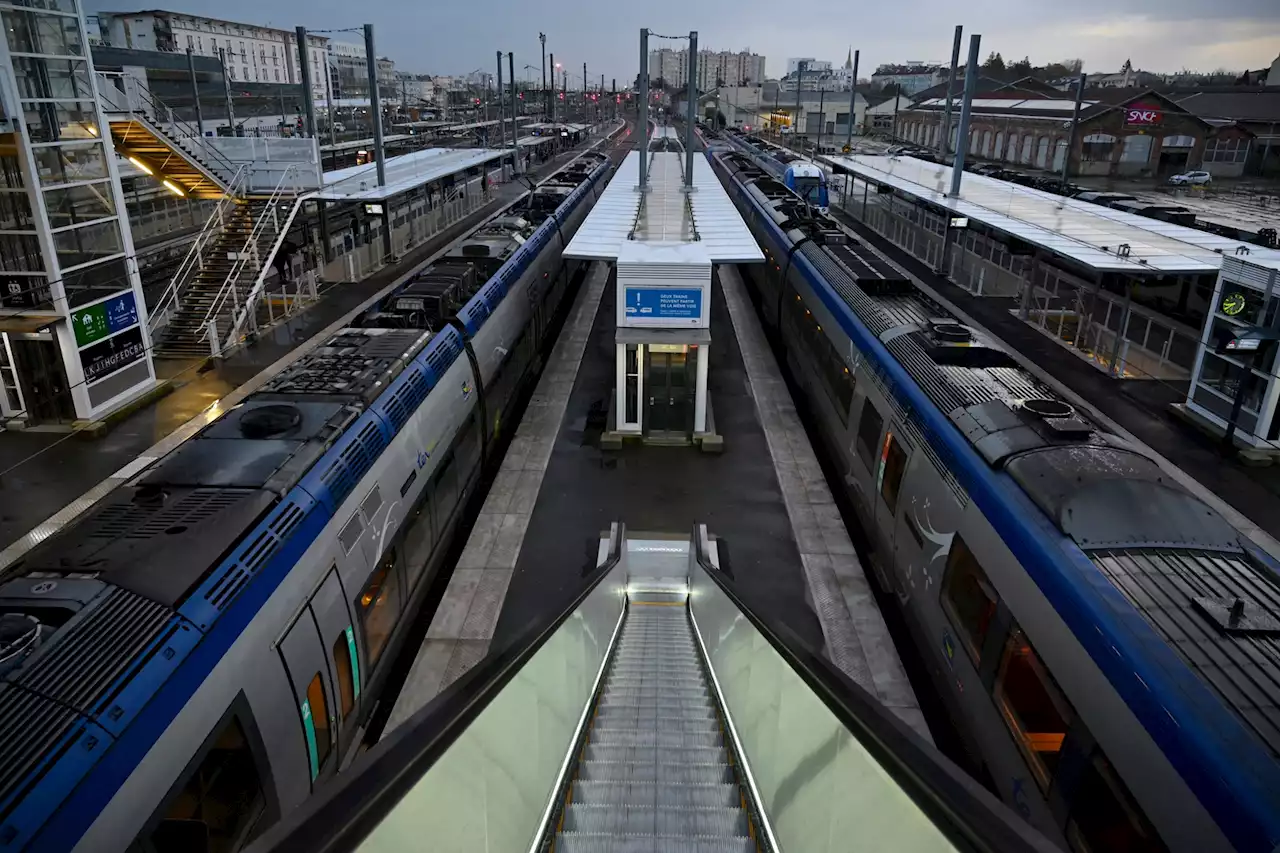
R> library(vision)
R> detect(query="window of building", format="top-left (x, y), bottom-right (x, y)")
top-left (332, 628), bottom-right (358, 718)
top-left (994, 628), bottom-right (1074, 792)
top-left (302, 673), bottom-right (331, 777)
top-left (1064, 752), bottom-right (1168, 853)
top-left (940, 536), bottom-right (998, 664)
top-left (1204, 136), bottom-right (1249, 164)
top-left (357, 548), bottom-right (402, 670)
top-left (1081, 133), bottom-right (1116, 161)
top-left (855, 399), bottom-right (884, 471)
top-left (228, 66), bottom-right (235, 80)
top-left (274, 69), bottom-right (279, 82)
top-left (186, 34), bottom-right (193, 49)
top-left (142, 714), bottom-right (267, 853)
top-left (878, 431), bottom-right (908, 509)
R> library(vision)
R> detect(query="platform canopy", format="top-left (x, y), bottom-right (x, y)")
top-left (317, 146), bottom-right (511, 202)
top-left (564, 151), bottom-right (763, 264)
top-left (825, 154), bottom-right (1280, 274)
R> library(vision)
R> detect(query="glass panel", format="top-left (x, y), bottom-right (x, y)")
top-left (4, 0), bottom-right (79, 12)
top-left (11, 57), bottom-right (91, 100)
top-left (22, 100), bottom-right (98, 142)
top-left (356, 561), bottom-right (626, 851)
top-left (305, 673), bottom-right (332, 768)
top-left (993, 628), bottom-right (1074, 792)
top-left (941, 536), bottom-right (998, 664)
top-left (43, 180), bottom-right (114, 228)
top-left (357, 549), bottom-right (402, 670)
top-left (689, 561), bottom-right (960, 852)
top-left (855, 401), bottom-right (884, 470)
top-left (1065, 752), bottom-right (1168, 853)
top-left (0, 232), bottom-right (45, 274)
top-left (332, 633), bottom-right (355, 719)
top-left (63, 255), bottom-right (127, 307)
top-left (879, 432), bottom-right (908, 510)
top-left (2, 8), bottom-right (84, 56)
top-left (0, 189), bottom-right (35, 230)
top-left (144, 716), bottom-right (268, 853)
top-left (52, 217), bottom-right (121, 268)
top-left (32, 141), bottom-right (107, 184)
top-left (0, 148), bottom-right (27, 192)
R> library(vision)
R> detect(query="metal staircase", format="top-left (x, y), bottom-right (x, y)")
top-left (557, 600), bottom-right (754, 852)
top-left (96, 72), bottom-right (238, 198)
top-left (153, 196), bottom-right (273, 357)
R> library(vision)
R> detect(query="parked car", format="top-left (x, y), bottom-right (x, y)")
top-left (1169, 170), bottom-right (1212, 186)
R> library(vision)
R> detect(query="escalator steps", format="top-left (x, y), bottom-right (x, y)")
top-left (557, 603), bottom-right (754, 852)
top-left (555, 835), bottom-right (755, 853)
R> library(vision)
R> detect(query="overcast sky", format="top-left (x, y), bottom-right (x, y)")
top-left (90, 0), bottom-right (1280, 84)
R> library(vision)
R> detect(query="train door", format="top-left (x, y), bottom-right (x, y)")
top-left (277, 600), bottom-right (339, 788)
top-left (309, 566), bottom-right (363, 765)
top-left (847, 393), bottom-right (893, 592)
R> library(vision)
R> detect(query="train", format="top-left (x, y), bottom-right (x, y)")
top-left (710, 147), bottom-right (1280, 853)
top-left (721, 129), bottom-right (830, 213)
top-left (0, 149), bottom-right (613, 852)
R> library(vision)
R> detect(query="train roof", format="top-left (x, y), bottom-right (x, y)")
top-left (716, 146), bottom-right (1280, 848)
top-left (0, 151), bottom-right (613, 850)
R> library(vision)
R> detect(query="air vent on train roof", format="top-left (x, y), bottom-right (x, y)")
top-left (239, 404), bottom-right (302, 439)
top-left (930, 321), bottom-right (972, 344)
top-left (1021, 398), bottom-right (1074, 419)
top-left (1021, 398), bottom-right (1093, 438)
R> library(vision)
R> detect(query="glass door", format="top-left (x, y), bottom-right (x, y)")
top-left (646, 347), bottom-right (691, 435)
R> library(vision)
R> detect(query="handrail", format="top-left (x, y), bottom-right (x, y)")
top-left (147, 165), bottom-right (247, 334)
top-left (689, 527), bottom-right (1059, 853)
top-left (198, 164), bottom-right (301, 348)
top-left (243, 522), bottom-right (627, 853)
top-left (95, 70), bottom-right (241, 181)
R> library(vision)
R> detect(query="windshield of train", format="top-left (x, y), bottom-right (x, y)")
top-left (793, 176), bottom-right (823, 205)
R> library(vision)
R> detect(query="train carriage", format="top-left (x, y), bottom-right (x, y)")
top-left (0, 152), bottom-right (612, 853)
top-left (712, 147), bottom-right (1280, 853)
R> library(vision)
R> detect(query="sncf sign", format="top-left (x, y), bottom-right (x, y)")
top-left (1125, 107), bottom-right (1162, 126)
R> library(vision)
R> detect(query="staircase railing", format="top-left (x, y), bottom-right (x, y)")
top-left (147, 164), bottom-right (248, 337)
top-left (95, 70), bottom-right (241, 183)
top-left (198, 164), bottom-right (304, 353)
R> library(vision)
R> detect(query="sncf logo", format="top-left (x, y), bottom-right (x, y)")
top-left (1126, 108), bottom-right (1161, 125)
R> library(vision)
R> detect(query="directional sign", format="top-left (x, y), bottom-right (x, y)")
top-left (72, 291), bottom-right (139, 348)
top-left (80, 325), bottom-right (145, 384)
top-left (624, 287), bottom-right (702, 321)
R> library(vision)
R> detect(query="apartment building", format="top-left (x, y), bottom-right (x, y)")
top-left (648, 47), bottom-right (766, 90)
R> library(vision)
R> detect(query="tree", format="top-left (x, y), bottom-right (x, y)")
top-left (715, 110), bottom-right (727, 129)
top-left (1008, 56), bottom-right (1033, 77)
top-left (982, 51), bottom-right (1006, 74)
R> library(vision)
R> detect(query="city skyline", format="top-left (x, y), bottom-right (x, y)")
top-left (86, 0), bottom-right (1280, 84)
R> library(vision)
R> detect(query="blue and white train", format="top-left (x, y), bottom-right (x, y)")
top-left (712, 147), bottom-right (1280, 853)
top-left (723, 130), bottom-right (830, 213)
top-left (0, 151), bottom-right (613, 852)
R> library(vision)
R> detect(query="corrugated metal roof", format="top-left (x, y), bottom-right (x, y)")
top-left (563, 151), bottom-right (763, 263)
top-left (825, 154), bottom-right (1280, 274)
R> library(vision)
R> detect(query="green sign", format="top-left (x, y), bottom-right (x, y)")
top-left (72, 303), bottom-right (109, 348)
top-left (346, 625), bottom-right (361, 700)
top-left (301, 698), bottom-right (320, 781)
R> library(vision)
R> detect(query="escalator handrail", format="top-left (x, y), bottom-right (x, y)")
top-left (245, 522), bottom-right (627, 853)
top-left (691, 528), bottom-right (1059, 853)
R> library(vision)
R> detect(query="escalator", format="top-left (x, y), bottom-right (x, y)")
top-left (248, 524), bottom-right (1059, 853)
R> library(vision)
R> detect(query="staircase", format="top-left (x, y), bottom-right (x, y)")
top-left (555, 601), bottom-right (756, 853)
top-left (107, 117), bottom-right (234, 199)
top-left (153, 197), bottom-right (275, 357)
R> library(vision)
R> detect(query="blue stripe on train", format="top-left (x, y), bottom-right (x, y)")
top-left (714, 150), bottom-right (1280, 852)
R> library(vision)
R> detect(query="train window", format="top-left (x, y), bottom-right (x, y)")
top-left (431, 452), bottom-right (458, 537)
top-left (993, 628), bottom-right (1075, 793)
top-left (331, 627), bottom-right (359, 719)
top-left (302, 673), bottom-right (332, 778)
top-left (878, 432), bottom-right (908, 510)
top-left (941, 537), bottom-right (998, 664)
top-left (143, 715), bottom-right (267, 853)
top-left (1064, 752), bottom-right (1167, 853)
top-left (402, 495), bottom-right (435, 585)
top-left (855, 402), bottom-right (884, 470)
top-left (357, 548), bottom-right (402, 670)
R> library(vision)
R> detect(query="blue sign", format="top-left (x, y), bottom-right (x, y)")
top-left (624, 287), bottom-right (702, 320)
top-left (103, 291), bottom-right (138, 334)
